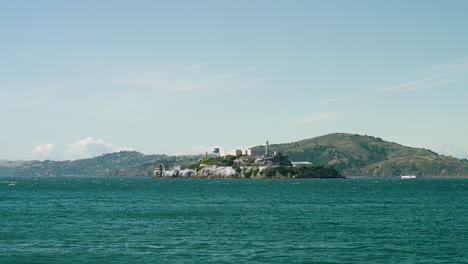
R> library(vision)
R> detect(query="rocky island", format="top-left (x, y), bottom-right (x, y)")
top-left (153, 153), bottom-right (344, 179)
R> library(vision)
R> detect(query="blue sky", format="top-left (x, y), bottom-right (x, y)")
top-left (1, 0), bottom-right (467, 160)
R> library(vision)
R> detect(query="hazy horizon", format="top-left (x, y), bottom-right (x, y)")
top-left (1, 132), bottom-right (466, 162)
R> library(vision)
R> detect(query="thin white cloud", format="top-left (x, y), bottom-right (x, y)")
top-left (319, 58), bottom-right (468, 108)
top-left (29, 137), bottom-right (133, 161)
top-left (376, 77), bottom-right (434, 93)
top-left (189, 63), bottom-right (204, 70)
top-left (419, 57), bottom-right (468, 74)
top-left (121, 64), bottom-right (277, 93)
top-left (313, 96), bottom-right (351, 106)
top-left (416, 144), bottom-right (468, 159)
top-left (377, 58), bottom-right (468, 94)
top-left (31, 143), bottom-right (55, 160)
top-left (65, 137), bottom-right (116, 160)
top-left (301, 112), bottom-right (337, 123)
top-left (129, 71), bottom-right (204, 92)
top-left (192, 145), bottom-right (222, 154)
top-left (192, 145), bottom-right (210, 154)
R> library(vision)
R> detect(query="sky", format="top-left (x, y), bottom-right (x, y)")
top-left (1, 0), bottom-right (468, 161)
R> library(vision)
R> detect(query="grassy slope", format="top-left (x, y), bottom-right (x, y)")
top-left (2, 134), bottom-right (467, 177)
top-left (260, 133), bottom-right (468, 177)
top-left (0, 151), bottom-right (202, 177)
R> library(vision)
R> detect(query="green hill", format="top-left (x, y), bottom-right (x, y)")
top-left (1, 134), bottom-right (467, 177)
top-left (0, 151), bottom-right (201, 177)
top-left (258, 133), bottom-right (468, 177)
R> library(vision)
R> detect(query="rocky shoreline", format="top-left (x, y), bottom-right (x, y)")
top-left (153, 164), bottom-right (344, 179)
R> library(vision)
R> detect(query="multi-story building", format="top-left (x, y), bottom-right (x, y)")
top-left (220, 149), bottom-right (244, 157)
top-left (220, 141), bottom-right (269, 157)
top-left (245, 148), bottom-right (265, 156)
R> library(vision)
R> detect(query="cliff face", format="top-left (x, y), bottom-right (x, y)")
top-left (154, 166), bottom-right (241, 178)
top-left (258, 165), bottom-right (344, 179)
top-left (153, 165), bottom-right (343, 179)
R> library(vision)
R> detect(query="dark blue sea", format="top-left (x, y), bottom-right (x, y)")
top-left (1, 177), bottom-right (467, 264)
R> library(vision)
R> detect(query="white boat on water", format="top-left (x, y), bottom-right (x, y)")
top-left (401, 175), bottom-right (417, 179)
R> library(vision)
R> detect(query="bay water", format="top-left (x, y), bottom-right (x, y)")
top-left (1, 177), bottom-right (467, 263)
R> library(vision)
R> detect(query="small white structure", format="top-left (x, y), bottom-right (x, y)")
top-left (401, 175), bottom-right (417, 179)
top-left (291, 161), bottom-right (313, 166)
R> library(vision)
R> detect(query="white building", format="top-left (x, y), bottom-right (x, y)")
top-left (220, 148), bottom-right (266, 157)
top-left (219, 141), bottom-right (270, 157)
top-left (246, 148), bottom-right (266, 156)
top-left (220, 149), bottom-right (244, 157)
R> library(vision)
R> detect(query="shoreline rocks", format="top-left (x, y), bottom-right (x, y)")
top-left (153, 165), bottom-right (344, 179)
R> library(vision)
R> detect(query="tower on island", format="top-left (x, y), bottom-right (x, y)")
top-left (265, 140), bottom-right (269, 157)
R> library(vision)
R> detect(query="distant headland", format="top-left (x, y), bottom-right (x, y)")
top-left (1, 133), bottom-right (467, 177)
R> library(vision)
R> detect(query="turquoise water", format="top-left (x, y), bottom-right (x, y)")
top-left (1, 177), bottom-right (467, 264)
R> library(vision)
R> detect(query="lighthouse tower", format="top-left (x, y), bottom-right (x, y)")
top-left (265, 140), bottom-right (269, 156)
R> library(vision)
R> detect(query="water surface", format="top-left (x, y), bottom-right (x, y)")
top-left (1, 177), bottom-right (467, 263)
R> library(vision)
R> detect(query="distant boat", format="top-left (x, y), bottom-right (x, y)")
top-left (401, 175), bottom-right (417, 179)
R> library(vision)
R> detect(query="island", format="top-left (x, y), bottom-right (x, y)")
top-left (152, 152), bottom-right (344, 179)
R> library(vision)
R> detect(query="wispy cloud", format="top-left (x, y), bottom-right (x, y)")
top-left (192, 145), bottom-right (216, 154)
top-left (29, 137), bottom-right (133, 161)
top-left (31, 143), bottom-right (56, 160)
top-left (415, 143), bottom-right (468, 159)
top-left (313, 96), bottom-right (351, 106)
top-left (121, 64), bottom-right (277, 93)
top-left (375, 77), bottom-right (435, 93)
top-left (419, 57), bottom-right (468, 74)
top-left (301, 112), bottom-right (337, 123)
top-left (65, 137), bottom-right (115, 160)
top-left (312, 58), bottom-right (468, 110)
top-left (300, 57), bottom-right (468, 128)
top-left (377, 58), bottom-right (468, 94)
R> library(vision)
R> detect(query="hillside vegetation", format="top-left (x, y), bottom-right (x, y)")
top-left (0, 151), bottom-right (201, 177)
top-left (1, 134), bottom-right (467, 177)
top-left (255, 133), bottom-right (468, 177)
